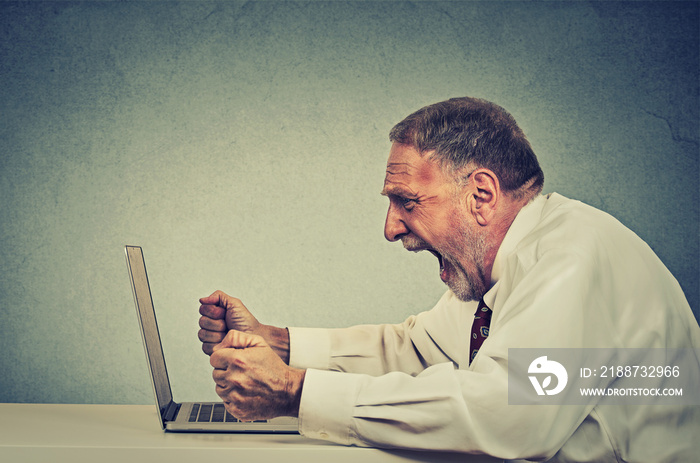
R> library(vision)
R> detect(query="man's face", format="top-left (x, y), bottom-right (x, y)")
top-left (382, 143), bottom-right (488, 301)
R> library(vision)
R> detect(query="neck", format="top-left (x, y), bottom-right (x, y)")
top-left (480, 196), bottom-right (528, 287)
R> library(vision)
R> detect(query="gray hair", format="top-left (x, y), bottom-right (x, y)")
top-left (389, 97), bottom-right (544, 201)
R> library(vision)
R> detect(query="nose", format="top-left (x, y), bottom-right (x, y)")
top-left (384, 203), bottom-right (409, 242)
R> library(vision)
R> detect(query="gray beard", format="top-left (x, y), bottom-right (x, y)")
top-left (443, 219), bottom-right (488, 302)
top-left (401, 218), bottom-right (488, 302)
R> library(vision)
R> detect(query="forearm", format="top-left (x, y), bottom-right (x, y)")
top-left (289, 311), bottom-right (463, 376)
top-left (288, 324), bottom-right (429, 375)
top-left (260, 324), bottom-right (291, 364)
top-left (298, 363), bottom-right (585, 459)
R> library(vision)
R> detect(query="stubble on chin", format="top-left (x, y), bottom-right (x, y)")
top-left (444, 219), bottom-right (488, 303)
top-left (398, 216), bottom-right (489, 302)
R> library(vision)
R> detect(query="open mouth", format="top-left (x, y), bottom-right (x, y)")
top-left (428, 249), bottom-right (445, 274)
top-left (403, 240), bottom-right (449, 282)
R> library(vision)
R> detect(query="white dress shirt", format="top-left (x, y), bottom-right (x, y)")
top-left (288, 193), bottom-right (700, 462)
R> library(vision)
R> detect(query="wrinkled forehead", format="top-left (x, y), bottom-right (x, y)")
top-left (384, 143), bottom-right (441, 189)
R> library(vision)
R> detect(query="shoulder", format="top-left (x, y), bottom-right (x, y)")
top-left (501, 193), bottom-right (658, 285)
top-left (526, 193), bottom-right (644, 258)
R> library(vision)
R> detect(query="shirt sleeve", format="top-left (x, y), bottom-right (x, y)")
top-left (289, 249), bottom-right (611, 460)
top-left (289, 291), bottom-right (473, 375)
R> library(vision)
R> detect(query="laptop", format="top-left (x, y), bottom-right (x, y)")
top-left (125, 245), bottom-right (299, 433)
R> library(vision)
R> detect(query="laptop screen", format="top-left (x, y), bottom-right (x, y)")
top-left (125, 245), bottom-right (173, 417)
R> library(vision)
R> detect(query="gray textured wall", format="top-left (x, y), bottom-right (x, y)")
top-left (1, 1), bottom-right (697, 405)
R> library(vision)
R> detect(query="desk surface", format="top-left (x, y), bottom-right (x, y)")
top-left (0, 403), bottom-right (501, 463)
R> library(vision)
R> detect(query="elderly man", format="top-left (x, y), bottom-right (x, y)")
top-left (198, 97), bottom-right (699, 462)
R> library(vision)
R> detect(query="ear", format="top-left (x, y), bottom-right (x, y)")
top-left (464, 168), bottom-right (500, 226)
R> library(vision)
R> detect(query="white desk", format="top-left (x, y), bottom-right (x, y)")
top-left (0, 403), bottom-right (502, 463)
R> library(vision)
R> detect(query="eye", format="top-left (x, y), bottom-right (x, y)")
top-left (399, 197), bottom-right (417, 211)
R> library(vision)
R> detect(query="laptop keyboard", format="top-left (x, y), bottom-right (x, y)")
top-left (188, 403), bottom-right (267, 423)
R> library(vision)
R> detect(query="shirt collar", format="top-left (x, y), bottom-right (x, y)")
top-left (484, 193), bottom-right (547, 306)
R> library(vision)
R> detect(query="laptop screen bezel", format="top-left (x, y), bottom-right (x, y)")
top-left (125, 245), bottom-right (175, 429)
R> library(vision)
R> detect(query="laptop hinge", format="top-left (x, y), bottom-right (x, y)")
top-left (163, 401), bottom-right (181, 422)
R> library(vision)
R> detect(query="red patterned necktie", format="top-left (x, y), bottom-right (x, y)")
top-left (469, 298), bottom-right (492, 365)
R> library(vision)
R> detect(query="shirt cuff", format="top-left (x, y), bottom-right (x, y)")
top-left (297, 368), bottom-right (362, 445)
top-left (287, 327), bottom-right (331, 370)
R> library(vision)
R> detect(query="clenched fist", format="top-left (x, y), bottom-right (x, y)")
top-left (210, 330), bottom-right (305, 421)
top-left (197, 290), bottom-right (291, 362)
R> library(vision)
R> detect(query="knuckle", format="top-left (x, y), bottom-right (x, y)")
top-left (200, 304), bottom-right (225, 319)
top-left (228, 377), bottom-right (244, 390)
top-left (198, 329), bottom-right (215, 342)
top-left (199, 317), bottom-right (225, 331)
top-left (200, 330), bottom-right (224, 343)
top-left (231, 356), bottom-right (247, 369)
top-left (213, 319), bottom-right (226, 331)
